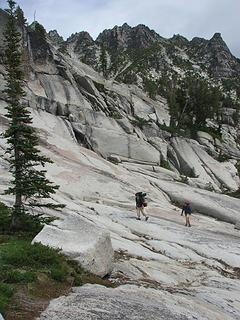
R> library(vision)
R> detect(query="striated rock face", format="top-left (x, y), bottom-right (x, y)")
top-left (38, 285), bottom-right (198, 320)
top-left (1, 84), bottom-right (240, 320)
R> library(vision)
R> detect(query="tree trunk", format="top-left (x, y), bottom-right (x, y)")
top-left (10, 143), bottom-right (23, 231)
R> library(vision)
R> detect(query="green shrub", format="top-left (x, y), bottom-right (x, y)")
top-left (143, 78), bottom-right (158, 99)
top-left (0, 240), bottom-right (62, 268)
top-left (0, 203), bottom-right (11, 233)
top-left (4, 270), bottom-right (36, 284)
top-left (130, 116), bottom-right (151, 129)
top-left (199, 127), bottom-right (222, 141)
top-left (50, 265), bottom-right (67, 282)
top-left (0, 283), bottom-right (14, 314)
top-left (108, 109), bottom-right (122, 119)
top-left (217, 152), bottom-right (230, 162)
top-left (160, 160), bottom-right (172, 171)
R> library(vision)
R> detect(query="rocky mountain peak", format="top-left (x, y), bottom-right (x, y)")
top-left (96, 23), bottom-right (161, 50)
top-left (48, 30), bottom-right (64, 45)
top-left (211, 32), bottom-right (222, 40)
top-left (190, 36), bottom-right (208, 46)
top-left (208, 32), bottom-right (230, 53)
top-left (122, 22), bottom-right (131, 29)
top-left (188, 32), bottom-right (240, 78)
top-left (66, 31), bottom-right (94, 46)
top-left (170, 34), bottom-right (189, 47)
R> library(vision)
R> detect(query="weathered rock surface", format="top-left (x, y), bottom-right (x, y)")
top-left (33, 212), bottom-right (114, 277)
top-left (39, 284), bottom-right (233, 320)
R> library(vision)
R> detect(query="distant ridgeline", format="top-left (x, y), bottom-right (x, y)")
top-left (49, 23), bottom-right (240, 132)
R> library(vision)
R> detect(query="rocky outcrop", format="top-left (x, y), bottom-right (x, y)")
top-left (189, 33), bottom-right (240, 78)
top-left (39, 275), bottom-right (240, 319)
top-left (65, 31), bottom-right (99, 68)
top-left (96, 23), bottom-right (162, 50)
top-left (170, 137), bottom-right (239, 191)
top-left (38, 284), bottom-right (207, 320)
top-left (48, 30), bottom-right (64, 46)
top-left (55, 22), bottom-right (240, 86)
top-left (33, 212), bottom-right (114, 277)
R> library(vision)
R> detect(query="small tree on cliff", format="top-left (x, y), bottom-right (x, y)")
top-left (3, 0), bottom-right (63, 231)
top-left (100, 44), bottom-right (107, 77)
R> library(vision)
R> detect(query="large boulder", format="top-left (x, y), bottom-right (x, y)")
top-left (33, 212), bottom-right (114, 277)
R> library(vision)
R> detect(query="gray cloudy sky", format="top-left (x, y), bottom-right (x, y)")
top-left (1, 0), bottom-right (240, 57)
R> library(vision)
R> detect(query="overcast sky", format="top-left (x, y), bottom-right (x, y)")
top-left (1, 0), bottom-right (239, 57)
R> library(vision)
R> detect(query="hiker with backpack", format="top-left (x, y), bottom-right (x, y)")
top-left (181, 201), bottom-right (192, 227)
top-left (135, 192), bottom-right (149, 221)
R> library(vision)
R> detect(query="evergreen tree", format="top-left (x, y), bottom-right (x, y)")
top-left (15, 5), bottom-right (27, 27)
top-left (100, 44), bottom-right (107, 77)
top-left (3, 0), bottom-right (63, 231)
top-left (167, 84), bottom-right (180, 128)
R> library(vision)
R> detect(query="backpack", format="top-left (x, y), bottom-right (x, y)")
top-left (135, 192), bottom-right (147, 207)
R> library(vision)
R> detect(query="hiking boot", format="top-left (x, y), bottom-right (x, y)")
top-left (188, 224), bottom-right (191, 227)
top-left (145, 216), bottom-right (149, 221)
top-left (185, 223), bottom-right (187, 226)
top-left (136, 217), bottom-right (141, 220)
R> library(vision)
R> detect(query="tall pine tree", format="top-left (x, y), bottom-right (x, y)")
top-left (3, 0), bottom-right (63, 231)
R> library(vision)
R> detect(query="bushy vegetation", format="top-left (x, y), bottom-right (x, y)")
top-left (0, 235), bottom-right (84, 316)
top-left (221, 78), bottom-right (240, 98)
top-left (217, 152), bottom-right (231, 162)
top-left (160, 159), bottom-right (172, 171)
top-left (130, 116), bottom-right (151, 129)
top-left (108, 106), bottom-right (122, 119)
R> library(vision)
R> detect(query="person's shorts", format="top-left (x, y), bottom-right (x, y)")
top-left (184, 212), bottom-right (191, 216)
